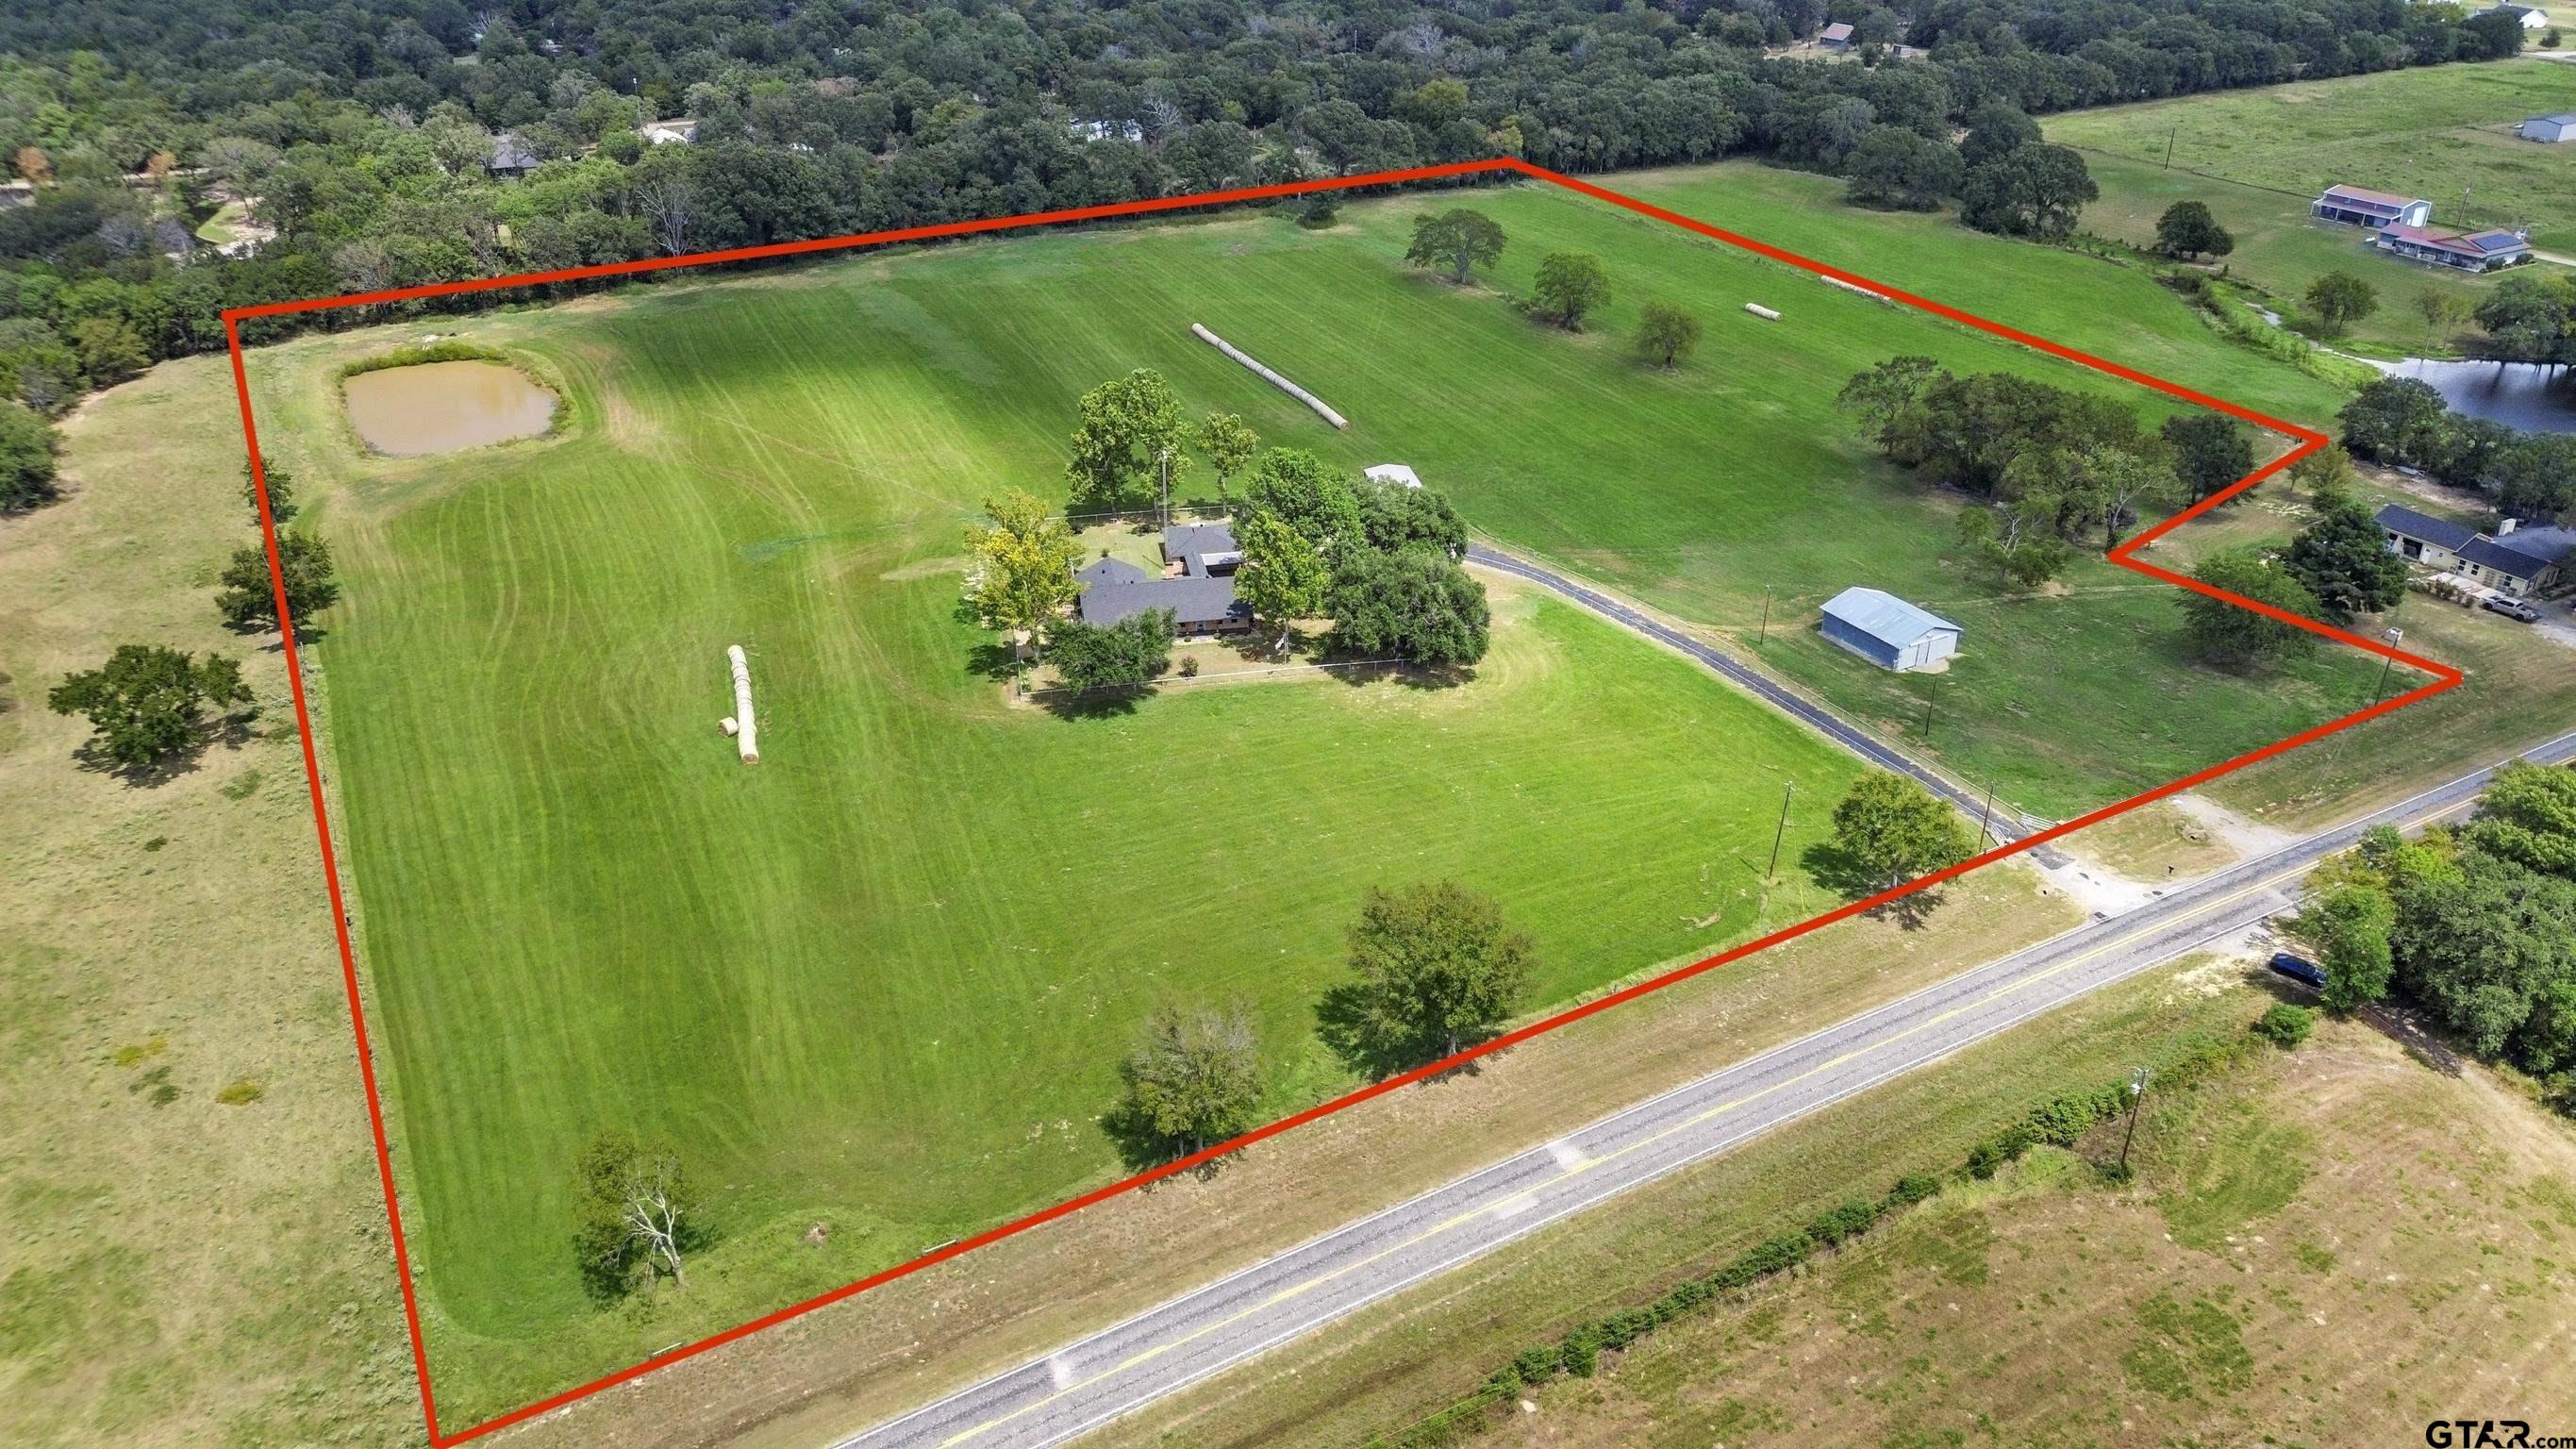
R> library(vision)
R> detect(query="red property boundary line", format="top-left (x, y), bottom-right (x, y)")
top-left (223, 156), bottom-right (2460, 1446)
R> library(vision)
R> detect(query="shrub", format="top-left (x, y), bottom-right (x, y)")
top-left (1557, 1323), bottom-right (1601, 1377)
top-left (1805, 1198), bottom-right (1880, 1246)
top-left (2252, 1003), bottom-right (2315, 1050)
top-left (1886, 1172), bottom-right (1942, 1206)
top-left (216, 1076), bottom-right (265, 1105)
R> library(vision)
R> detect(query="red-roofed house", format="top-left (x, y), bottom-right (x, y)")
top-left (1819, 22), bottom-right (1855, 47)
top-left (2311, 185), bottom-right (2433, 230)
top-left (2374, 224), bottom-right (2534, 274)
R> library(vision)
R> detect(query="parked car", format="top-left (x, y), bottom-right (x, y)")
top-left (2268, 952), bottom-right (2326, 989)
top-left (2482, 596), bottom-right (2542, 624)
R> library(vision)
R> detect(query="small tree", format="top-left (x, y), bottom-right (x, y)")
top-left (1357, 484), bottom-right (1467, 560)
top-left (1827, 773), bottom-right (1977, 894)
top-left (1122, 1001), bottom-right (1263, 1157)
top-left (1532, 252), bottom-right (1609, 330)
top-left (2181, 548), bottom-right (2319, 665)
top-left (966, 489), bottom-right (1082, 662)
top-left (2284, 489), bottom-right (2409, 622)
top-left (2284, 443), bottom-right (2352, 500)
top-left (1242, 448), bottom-right (1364, 556)
top-left (48, 644), bottom-right (254, 769)
top-left (1341, 880), bottom-right (1537, 1061)
top-left (0, 400), bottom-right (60, 512)
top-left (1958, 144), bottom-right (2096, 239)
top-left (2304, 272), bottom-right (2378, 338)
top-left (2162, 412), bottom-right (2255, 505)
top-left (1065, 369), bottom-right (1190, 513)
top-left (1046, 608), bottom-right (1175, 692)
top-left (1404, 208), bottom-right (1506, 285)
top-left (2251, 1004), bottom-right (2315, 1049)
top-left (1234, 508), bottom-right (1329, 653)
top-left (1635, 300), bottom-right (1703, 370)
top-left (572, 1128), bottom-right (699, 1297)
top-left (1196, 413), bottom-right (1258, 501)
top-left (69, 318), bottom-right (150, 384)
top-left (2153, 201), bottom-right (2234, 259)
top-left (2285, 881), bottom-right (2396, 1013)
top-left (215, 532), bottom-right (340, 630)
top-left (241, 453), bottom-right (297, 526)
top-left (2415, 290), bottom-right (2471, 347)
top-left (1327, 549), bottom-right (1489, 665)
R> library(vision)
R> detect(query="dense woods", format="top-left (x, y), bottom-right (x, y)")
top-left (0, 0), bottom-right (2534, 470)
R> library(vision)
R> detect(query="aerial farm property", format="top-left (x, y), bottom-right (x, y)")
top-left (224, 172), bottom-right (2413, 1422)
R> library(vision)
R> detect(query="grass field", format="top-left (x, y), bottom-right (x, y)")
top-left (257, 170), bottom-right (2403, 1417)
top-left (1107, 966), bottom-right (2576, 1448)
top-left (0, 357), bottom-right (422, 1448)
top-left (2047, 58), bottom-right (2576, 256)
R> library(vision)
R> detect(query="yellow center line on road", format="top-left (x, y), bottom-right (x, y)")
top-left (933, 796), bottom-right (2489, 1448)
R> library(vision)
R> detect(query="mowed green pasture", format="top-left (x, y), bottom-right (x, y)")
top-left (2046, 58), bottom-right (2576, 255)
top-left (272, 174), bottom-right (2385, 1412)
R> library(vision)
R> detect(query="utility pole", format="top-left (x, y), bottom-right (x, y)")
top-left (2162, 122), bottom-right (2176, 170)
top-left (1757, 586), bottom-right (1773, 645)
top-left (2118, 1066), bottom-right (2152, 1174)
top-left (1156, 448), bottom-right (1172, 531)
top-left (1976, 781), bottom-right (1997, 845)
top-left (2369, 626), bottom-right (2403, 708)
top-left (1920, 671), bottom-right (1942, 739)
top-left (1766, 780), bottom-right (1795, 881)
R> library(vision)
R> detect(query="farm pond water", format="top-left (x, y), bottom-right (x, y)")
top-left (342, 359), bottom-right (557, 456)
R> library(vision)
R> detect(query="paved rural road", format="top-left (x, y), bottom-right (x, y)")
top-left (1464, 543), bottom-right (2069, 866)
top-left (835, 729), bottom-right (2576, 1449)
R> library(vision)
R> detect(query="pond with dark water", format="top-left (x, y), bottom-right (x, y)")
top-left (2372, 359), bottom-right (2576, 436)
top-left (343, 359), bottom-right (558, 456)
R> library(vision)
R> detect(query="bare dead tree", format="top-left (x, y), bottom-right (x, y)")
top-left (635, 175), bottom-right (696, 257)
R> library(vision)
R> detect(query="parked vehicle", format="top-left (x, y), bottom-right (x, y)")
top-left (2482, 597), bottom-right (2542, 624)
top-left (2268, 952), bottom-right (2326, 989)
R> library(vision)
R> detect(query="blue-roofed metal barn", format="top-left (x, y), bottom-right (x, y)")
top-left (1818, 587), bottom-right (1962, 673)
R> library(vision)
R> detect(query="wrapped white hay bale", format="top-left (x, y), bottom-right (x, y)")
top-left (1192, 323), bottom-right (1349, 428)
top-left (1744, 303), bottom-right (1781, 321)
top-left (727, 646), bottom-right (758, 764)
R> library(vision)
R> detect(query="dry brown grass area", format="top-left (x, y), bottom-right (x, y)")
top-left (0, 357), bottom-right (423, 1447)
top-left (2067, 798), bottom-right (2242, 882)
top-left (1402, 1020), bottom-right (2576, 1449)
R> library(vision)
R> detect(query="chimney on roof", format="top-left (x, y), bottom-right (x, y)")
top-left (2499, 518), bottom-right (2518, 535)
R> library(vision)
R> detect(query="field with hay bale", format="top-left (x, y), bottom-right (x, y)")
top-left (239, 172), bottom-right (2402, 1415)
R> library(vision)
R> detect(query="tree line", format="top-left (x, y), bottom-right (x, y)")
top-left (2288, 762), bottom-right (2576, 1113)
top-left (2337, 374), bottom-right (2576, 525)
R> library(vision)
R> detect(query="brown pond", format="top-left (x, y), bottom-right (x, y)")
top-left (342, 359), bottom-right (557, 456)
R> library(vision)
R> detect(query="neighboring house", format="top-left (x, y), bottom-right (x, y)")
top-left (487, 131), bottom-right (541, 176)
top-left (642, 118), bottom-right (700, 145)
top-left (2481, 2), bottom-right (2551, 28)
top-left (1818, 21), bottom-right (1856, 47)
top-left (2375, 505), bottom-right (2568, 598)
top-left (1366, 463), bottom-right (1423, 490)
top-left (2373, 224), bottom-right (2534, 274)
top-left (1071, 119), bottom-right (1146, 143)
top-left (1818, 587), bottom-right (1961, 673)
top-left (2311, 185), bottom-right (2432, 230)
top-left (2523, 113), bottom-right (2576, 143)
top-left (1072, 523), bottom-right (1253, 634)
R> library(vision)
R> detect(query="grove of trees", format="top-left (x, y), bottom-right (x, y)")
top-left (2336, 376), bottom-right (2575, 525)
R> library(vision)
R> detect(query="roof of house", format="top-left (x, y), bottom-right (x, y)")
top-left (2378, 224), bottom-right (2531, 258)
top-left (1162, 522), bottom-right (1238, 575)
top-left (489, 131), bottom-right (541, 171)
top-left (1820, 22), bottom-right (1855, 40)
top-left (1076, 575), bottom-right (1249, 628)
top-left (1820, 587), bottom-right (1959, 646)
top-left (1074, 557), bottom-right (1150, 588)
top-left (2317, 185), bottom-right (2423, 215)
top-left (2375, 504), bottom-right (2481, 553)
top-left (2459, 536), bottom-right (2559, 580)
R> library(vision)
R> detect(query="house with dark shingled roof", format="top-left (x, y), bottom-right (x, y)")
top-left (2375, 504), bottom-right (2568, 598)
top-left (1072, 523), bottom-right (1253, 635)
